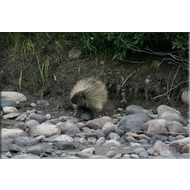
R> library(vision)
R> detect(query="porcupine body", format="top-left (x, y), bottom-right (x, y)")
top-left (70, 77), bottom-right (108, 118)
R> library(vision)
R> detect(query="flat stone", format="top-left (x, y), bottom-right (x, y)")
top-left (15, 136), bottom-right (39, 146)
top-left (3, 112), bottom-right (21, 119)
top-left (2, 128), bottom-right (28, 140)
top-left (30, 113), bottom-right (47, 123)
top-left (3, 106), bottom-right (18, 114)
top-left (1, 100), bottom-right (16, 108)
top-left (11, 153), bottom-right (40, 159)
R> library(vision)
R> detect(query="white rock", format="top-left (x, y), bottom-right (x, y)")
top-left (81, 147), bottom-right (95, 154)
top-left (3, 112), bottom-right (20, 119)
top-left (181, 90), bottom-right (189, 105)
top-left (3, 106), bottom-right (18, 114)
top-left (54, 135), bottom-right (73, 143)
top-left (46, 114), bottom-right (52, 120)
top-left (157, 105), bottom-right (181, 117)
top-left (103, 140), bottom-right (121, 146)
top-left (1, 91), bottom-right (27, 104)
top-left (1, 128), bottom-right (28, 140)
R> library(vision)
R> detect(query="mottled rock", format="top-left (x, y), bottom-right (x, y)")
top-left (53, 141), bottom-right (76, 150)
top-left (86, 118), bottom-right (114, 130)
top-left (54, 135), bottom-right (73, 142)
top-left (117, 135), bottom-right (127, 144)
top-left (11, 153), bottom-right (40, 159)
top-left (126, 136), bottom-right (137, 142)
top-left (143, 119), bottom-right (168, 137)
top-left (1, 91), bottom-right (27, 104)
top-left (118, 113), bottom-right (151, 132)
top-left (41, 134), bottom-right (60, 142)
top-left (8, 144), bottom-right (23, 153)
top-left (150, 135), bottom-right (168, 144)
top-left (125, 105), bottom-right (144, 114)
top-left (11, 122), bottom-right (27, 130)
top-left (181, 144), bottom-right (190, 153)
top-left (57, 120), bottom-right (76, 133)
top-left (87, 137), bottom-right (97, 144)
top-left (147, 147), bottom-right (154, 155)
top-left (2, 128), bottom-right (28, 140)
top-left (65, 127), bottom-right (81, 137)
top-left (29, 124), bottom-right (61, 137)
top-left (169, 137), bottom-right (190, 153)
top-left (157, 105), bottom-right (181, 117)
top-left (115, 128), bottom-right (125, 136)
top-left (160, 111), bottom-right (188, 126)
top-left (27, 145), bottom-right (46, 156)
top-left (30, 113), bottom-right (47, 123)
top-left (138, 134), bottom-right (150, 142)
top-left (160, 150), bottom-right (176, 158)
top-left (15, 136), bottom-right (39, 146)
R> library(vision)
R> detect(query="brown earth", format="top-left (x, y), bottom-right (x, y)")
top-left (1, 52), bottom-right (189, 119)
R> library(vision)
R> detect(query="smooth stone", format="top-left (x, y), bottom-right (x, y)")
top-left (157, 105), bottom-right (181, 117)
top-left (134, 147), bottom-right (146, 154)
top-left (1, 100), bottom-right (16, 108)
top-left (125, 131), bottom-right (139, 138)
top-left (115, 128), bottom-right (125, 136)
top-left (1, 154), bottom-right (9, 159)
top-left (84, 133), bottom-right (97, 138)
top-left (25, 119), bottom-right (40, 128)
top-left (95, 129), bottom-right (105, 139)
top-left (138, 134), bottom-right (150, 141)
top-left (57, 120), bottom-right (76, 133)
top-left (59, 116), bottom-right (71, 121)
top-left (54, 135), bottom-right (73, 143)
top-left (126, 136), bottom-right (137, 142)
top-left (81, 147), bottom-right (95, 154)
top-left (150, 135), bottom-right (168, 144)
top-left (118, 113), bottom-right (151, 132)
top-left (29, 124), bottom-right (61, 138)
top-left (46, 114), bottom-right (51, 120)
top-left (2, 128), bottom-right (28, 140)
top-left (177, 153), bottom-right (190, 159)
top-left (125, 105), bottom-right (144, 114)
top-left (30, 113), bottom-right (47, 123)
top-left (27, 145), bottom-right (46, 156)
top-left (65, 127), bottom-right (81, 137)
top-left (181, 90), bottom-right (189, 105)
top-left (96, 137), bottom-right (106, 145)
top-left (86, 118), bottom-right (114, 130)
top-left (1, 91), bottom-right (27, 104)
top-left (138, 150), bottom-right (149, 158)
top-left (160, 149), bottom-right (176, 158)
top-left (11, 153), bottom-right (40, 159)
top-left (31, 103), bottom-right (36, 107)
top-left (147, 147), bottom-right (154, 155)
top-left (181, 144), bottom-right (190, 153)
top-left (53, 141), bottom-right (76, 150)
top-left (11, 122), bottom-right (28, 130)
top-left (112, 153), bottom-right (122, 159)
top-left (168, 135), bottom-right (176, 142)
top-left (1, 138), bottom-right (14, 146)
top-left (129, 142), bottom-right (141, 147)
top-left (8, 144), bottom-right (23, 153)
top-left (3, 106), bottom-right (18, 114)
top-left (82, 127), bottom-right (92, 133)
top-left (121, 154), bottom-right (131, 159)
top-left (109, 132), bottom-right (120, 140)
top-left (130, 154), bottom-right (139, 159)
top-left (75, 152), bottom-right (92, 158)
top-left (117, 135), bottom-right (127, 144)
top-left (15, 113), bottom-right (27, 121)
top-left (105, 150), bottom-right (117, 158)
top-left (166, 121), bottom-right (183, 133)
top-left (3, 112), bottom-right (21, 119)
top-left (87, 137), bottom-right (97, 144)
top-left (103, 140), bottom-right (121, 146)
top-left (41, 134), bottom-right (60, 142)
top-left (15, 136), bottom-right (39, 146)
top-left (138, 139), bottom-right (148, 143)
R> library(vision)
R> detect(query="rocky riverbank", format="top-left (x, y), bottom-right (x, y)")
top-left (1, 91), bottom-right (189, 159)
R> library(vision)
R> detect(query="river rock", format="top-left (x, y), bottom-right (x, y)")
top-left (125, 105), bottom-right (144, 114)
top-left (1, 100), bottom-right (16, 108)
top-left (160, 111), bottom-right (188, 126)
top-left (54, 135), bottom-right (73, 142)
top-left (37, 100), bottom-right (50, 106)
top-left (11, 153), bottom-right (40, 159)
top-left (115, 128), bottom-right (125, 136)
top-left (109, 132), bottom-right (120, 140)
top-left (15, 113), bottom-right (27, 121)
top-left (126, 136), bottom-right (137, 142)
top-left (29, 124), bottom-right (61, 137)
top-left (29, 113), bottom-right (47, 123)
top-left (26, 119), bottom-right (40, 128)
top-left (117, 135), bottom-right (127, 144)
top-left (134, 147), bottom-right (146, 154)
top-left (8, 144), bottom-right (23, 153)
top-left (3, 112), bottom-right (21, 119)
top-left (53, 141), bottom-right (76, 150)
top-left (112, 153), bottom-right (122, 159)
top-left (166, 121), bottom-right (183, 134)
top-left (105, 150), bottom-right (117, 158)
top-left (27, 145), bottom-right (46, 156)
top-left (1, 138), bottom-right (14, 146)
top-left (75, 152), bottom-right (92, 158)
top-left (169, 137), bottom-right (190, 153)
top-left (86, 118), bottom-right (114, 130)
top-left (89, 155), bottom-right (109, 159)
top-left (65, 127), bottom-right (81, 137)
top-left (3, 106), bottom-right (18, 114)
top-left (142, 119), bottom-right (168, 137)
top-left (157, 105), bottom-right (181, 117)
top-left (118, 113), bottom-right (151, 132)
top-left (96, 137), bottom-right (106, 145)
top-left (15, 136), bottom-right (39, 146)
top-left (160, 150), bottom-right (176, 158)
top-left (81, 147), bottom-right (95, 154)
top-left (150, 135), bottom-right (168, 144)
top-left (181, 144), bottom-right (190, 153)
top-left (11, 122), bottom-right (27, 130)
top-left (57, 120), bottom-right (76, 133)
top-left (102, 122), bottom-right (116, 135)
top-left (41, 134), bottom-right (60, 142)
top-left (103, 140), bottom-right (121, 146)
top-left (2, 128), bottom-right (28, 140)
top-left (87, 137), bottom-right (97, 144)
top-left (139, 150), bottom-right (149, 158)
top-left (95, 129), bottom-right (105, 139)
top-left (181, 90), bottom-right (189, 105)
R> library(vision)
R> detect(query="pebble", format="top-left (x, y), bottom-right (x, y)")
top-left (31, 103), bottom-right (36, 107)
top-left (138, 150), bottom-right (149, 158)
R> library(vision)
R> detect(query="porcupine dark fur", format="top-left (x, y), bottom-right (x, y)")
top-left (70, 77), bottom-right (108, 118)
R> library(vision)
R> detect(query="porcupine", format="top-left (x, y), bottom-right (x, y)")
top-left (70, 77), bottom-right (108, 118)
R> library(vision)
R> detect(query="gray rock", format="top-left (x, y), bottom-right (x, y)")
top-left (1, 100), bottom-right (16, 108)
top-left (103, 140), bottom-right (121, 146)
top-left (138, 139), bottom-right (148, 143)
top-left (75, 152), bottom-right (92, 158)
top-left (126, 136), bottom-right (137, 142)
top-left (105, 150), bottom-right (117, 158)
top-left (1, 154), bottom-right (9, 159)
top-left (89, 155), bottom-right (109, 159)
top-left (168, 135), bottom-right (176, 142)
top-left (160, 111), bottom-right (188, 126)
top-left (41, 134), bottom-right (60, 142)
top-left (139, 150), bottom-right (149, 158)
top-left (118, 113), bottom-right (151, 132)
top-left (134, 147), bottom-right (145, 154)
top-left (95, 129), bottom-right (105, 139)
top-left (169, 137), bottom-right (190, 153)
top-left (57, 120), bottom-right (76, 133)
top-left (143, 119), bottom-right (168, 137)
top-left (117, 135), bottom-right (127, 144)
top-left (157, 105), bottom-right (181, 117)
top-left (181, 90), bottom-right (189, 105)
top-left (147, 147), bottom-right (154, 155)
top-left (30, 113), bottom-right (47, 123)
top-left (11, 122), bottom-right (27, 130)
top-left (15, 113), bottom-right (27, 121)
top-left (1, 138), bottom-right (14, 146)
top-left (27, 145), bottom-right (46, 156)
top-left (54, 135), bottom-right (73, 143)
top-left (109, 132), bottom-right (120, 140)
top-left (160, 149), bottom-right (176, 158)
top-left (1, 128), bottom-right (28, 140)
top-left (65, 127), bottom-right (81, 137)
top-left (84, 133), bottom-right (97, 138)
top-left (115, 128), bottom-right (125, 136)
top-left (121, 154), bottom-right (131, 159)
top-left (166, 121), bottom-right (183, 133)
top-left (177, 153), bottom-right (190, 159)
top-left (8, 144), bottom-right (23, 153)
top-left (81, 147), bottom-right (95, 154)
top-left (87, 137), bottom-right (97, 144)
top-left (82, 127), bottom-right (92, 133)
top-left (86, 118), bottom-right (114, 130)
top-left (29, 124), bottom-right (61, 138)
top-left (181, 144), bottom-right (190, 153)
top-left (125, 105), bottom-right (144, 115)
top-left (26, 119), bottom-right (40, 128)
top-left (112, 113), bottom-right (121, 118)
top-left (31, 103), bottom-right (36, 107)
top-left (37, 100), bottom-right (50, 106)
top-left (130, 154), bottom-right (139, 159)
top-left (49, 119), bottom-right (60, 124)
top-left (15, 136), bottom-right (39, 146)
top-left (81, 111), bottom-right (94, 120)
top-left (150, 135), bottom-right (168, 144)
top-left (96, 137), bottom-right (106, 145)
top-left (53, 141), bottom-right (76, 150)
top-left (11, 153), bottom-right (40, 159)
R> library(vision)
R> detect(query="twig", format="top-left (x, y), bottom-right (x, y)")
top-left (121, 72), bottom-right (133, 87)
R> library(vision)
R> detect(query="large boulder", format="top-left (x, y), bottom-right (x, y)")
top-left (118, 113), bottom-right (151, 132)
top-left (157, 105), bottom-right (180, 117)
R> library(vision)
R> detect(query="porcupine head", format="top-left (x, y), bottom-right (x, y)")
top-left (71, 91), bottom-right (86, 106)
